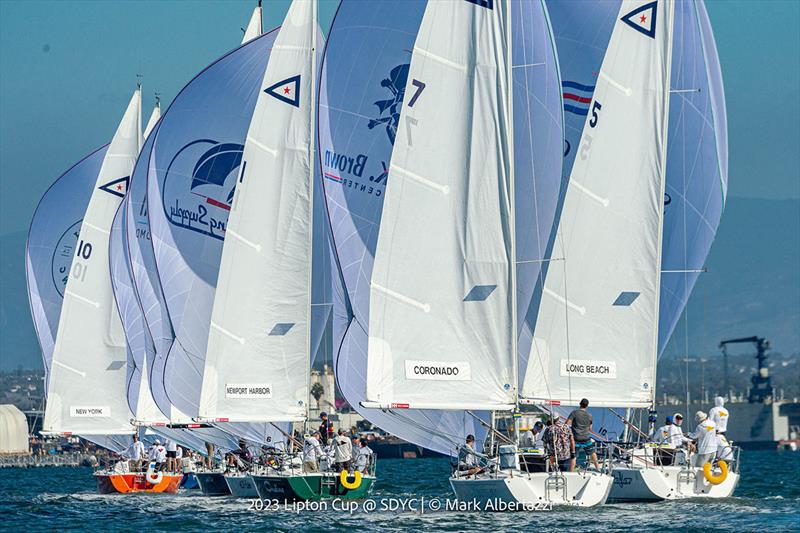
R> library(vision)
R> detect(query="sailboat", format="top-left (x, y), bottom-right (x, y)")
top-left (539, 0), bottom-right (736, 501)
top-left (359, 0), bottom-right (613, 507)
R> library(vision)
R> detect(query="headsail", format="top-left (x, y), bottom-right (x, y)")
top-left (523, 0), bottom-right (676, 408)
top-left (199, 0), bottom-right (319, 423)
top-left (43, 88), bottom-right (142, 435)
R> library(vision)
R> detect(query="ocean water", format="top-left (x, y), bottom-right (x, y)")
top-left (1, 450), bottom-right (798, 532)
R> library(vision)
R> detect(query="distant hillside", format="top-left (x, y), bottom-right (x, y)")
top-left (0, 196), bottom-right (798, 370)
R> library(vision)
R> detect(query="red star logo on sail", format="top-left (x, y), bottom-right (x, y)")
top-left (117, 184), bottom-right (123, 190)
top-left (283, 86), bottom-right (291, 95)
top-left (640, 14), bottom-right (647, 23)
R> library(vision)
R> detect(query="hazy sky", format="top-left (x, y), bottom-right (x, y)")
top-left (0, 0), bottom-right (799, 239)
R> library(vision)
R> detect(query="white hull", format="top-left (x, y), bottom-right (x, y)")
top-left (608, 465), bottom-right (739, 502)
top-left (449, 471), bottom-right (612, 509)
top-left (224, 473), bottom-right (259, 498)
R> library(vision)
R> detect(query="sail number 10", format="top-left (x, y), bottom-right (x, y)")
top-left (71, 239), bottom-right (93, 282)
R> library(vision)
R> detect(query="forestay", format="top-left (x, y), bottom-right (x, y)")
top-left (366, 0), bottom-right (516, 410)
top-left (523, 0), bottom-right (675, 408)
top-left (43, 89), bottom-right (142, 435)
top-left (200, 0), bottom-right (318, 423)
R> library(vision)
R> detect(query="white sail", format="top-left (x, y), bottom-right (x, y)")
top-left (143, 100), bottom-right (160, 139)
top-left (242, 1), bottom-right (263, 44)
top-left (365, 0), bottom-right (516, 411)
top-left (43, 89), bottom-right (142, 435)
top-left (198, 0), bottom-right (317, 423)
top-left (522, 0), bottom-right (675, 408)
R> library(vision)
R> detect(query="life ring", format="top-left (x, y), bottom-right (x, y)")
top-left (702, 460), bottom-right (728, 485)
top-left (340, 469), bottom-right (362, 490)
top-left (145, 461), bottom-right (164, 485)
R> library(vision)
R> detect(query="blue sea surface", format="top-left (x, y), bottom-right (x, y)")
top-left (1, 450), bottom-right (798, 532)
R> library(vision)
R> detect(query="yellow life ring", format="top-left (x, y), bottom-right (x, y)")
top-left (702, 460), bottom-right (728, 485)
top-left (340, 469), bottom-right (362, 490)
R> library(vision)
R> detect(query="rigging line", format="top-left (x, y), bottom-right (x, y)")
top-left (661, 268), bottom-right (707, 273)
top-left (465, 410), bottom-right (514, 445)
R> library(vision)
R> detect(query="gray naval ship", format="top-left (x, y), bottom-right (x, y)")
top-left (660, 336), bottom-right (799, 449)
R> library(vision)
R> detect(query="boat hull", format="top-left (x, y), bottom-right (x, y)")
top-left (224, 473), bottom-right (259, 498)
top-left (449, 471), bottom-right (612, 509)
top-left (95, 472), bottom-right (182, 494)
top-left (180, 472), bottom-right (200, 490)
top-left (251, 472), bottom-right (375, 502)
top-left (607, 465), bottom-right (739, 502)
top-left (195, 471), bottom-right (232, 496)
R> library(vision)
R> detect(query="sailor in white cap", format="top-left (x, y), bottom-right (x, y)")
top-left (690, 411), bottom-right (717, 467)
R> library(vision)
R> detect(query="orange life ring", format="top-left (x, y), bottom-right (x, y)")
top-left (702, 460), bottom-right (728, 485)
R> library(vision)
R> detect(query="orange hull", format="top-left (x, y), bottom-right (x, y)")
top-left (95, 473), bottom-right (183, 494)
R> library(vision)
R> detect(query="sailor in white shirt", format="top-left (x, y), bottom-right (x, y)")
top-left (303, 431), bottom-right (323, 473)
top-left (333, 429), bottom-right (353, 472)
top-left (690, 411), bottom-right (717, 467)
top-left (709, 396), bottom-right (730, 436)
top-left (126, 434), bottom-right (146, 471)
top-left (165, 438), bottom-right (178, 472)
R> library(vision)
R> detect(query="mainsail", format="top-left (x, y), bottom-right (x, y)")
top-left (199, 0), bottom-right (319, 423)
top-left (366, 0), bottom-right (516, 410)
top-left (242, 1), bottom-right (263, 43)
top-left (43, 88), bottom-right (142, 435)
top-left (547, 0), bottom-right (727, 359)
top-left (523, 0), bottom-right (676, 407)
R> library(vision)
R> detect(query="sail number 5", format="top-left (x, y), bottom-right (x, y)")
top-left (589, 101), bottom-right (602, 128)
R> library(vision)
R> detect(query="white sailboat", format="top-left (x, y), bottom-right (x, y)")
top-left (365, 0), bottom-right (612, 507)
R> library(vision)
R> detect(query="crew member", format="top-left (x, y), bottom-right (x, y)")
top-left (543, 415), bottom-right (574, 472)
top-left (303, 431), bottom-right (323, 472)
top-left (126, 434), bottom-right (146, 471)
top-left (567, 399), bottom-right (599, 470)
top-left (354, 438), bottom-right (374, 473)
top-left (333, 428), bottom-right (353, 472)
top-left (165, 438), bottom-right (178, 472)
top-left (457, 435), bottom-right (482, 476)
top-left (319, 412), bottom-right (334, 446)
top-left (691, 411), bottom-right (717, 467)
top-left (226, 439), bottom-right (253, 471)
top-left (709, 396), bottom-right (730, 436)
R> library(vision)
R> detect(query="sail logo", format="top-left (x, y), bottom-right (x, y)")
top-left (51, 220), bottom-right (82, 297)
top-left (559, 359), bottom-right (617, 379)
top-left (562, 81), bottom-right (595, 117)
top-left (620, 1), bottom-right (658, 39)
top-left (405, 360), bottom-right (472, 381)
top-left (264, 75), bottom-right (301, 108)
top-left (70, 406), bottom-right (110, 417)
top-left (225, 383), bottom-right (273, 399)
top-left (368, 64), bottom-right (410, 145)
top-left (98, 175), bottom-right (129, 198)
top-left (322, 149), bottom-right (388, 198)
top-left (161, 140), bottom-right (244, 240)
